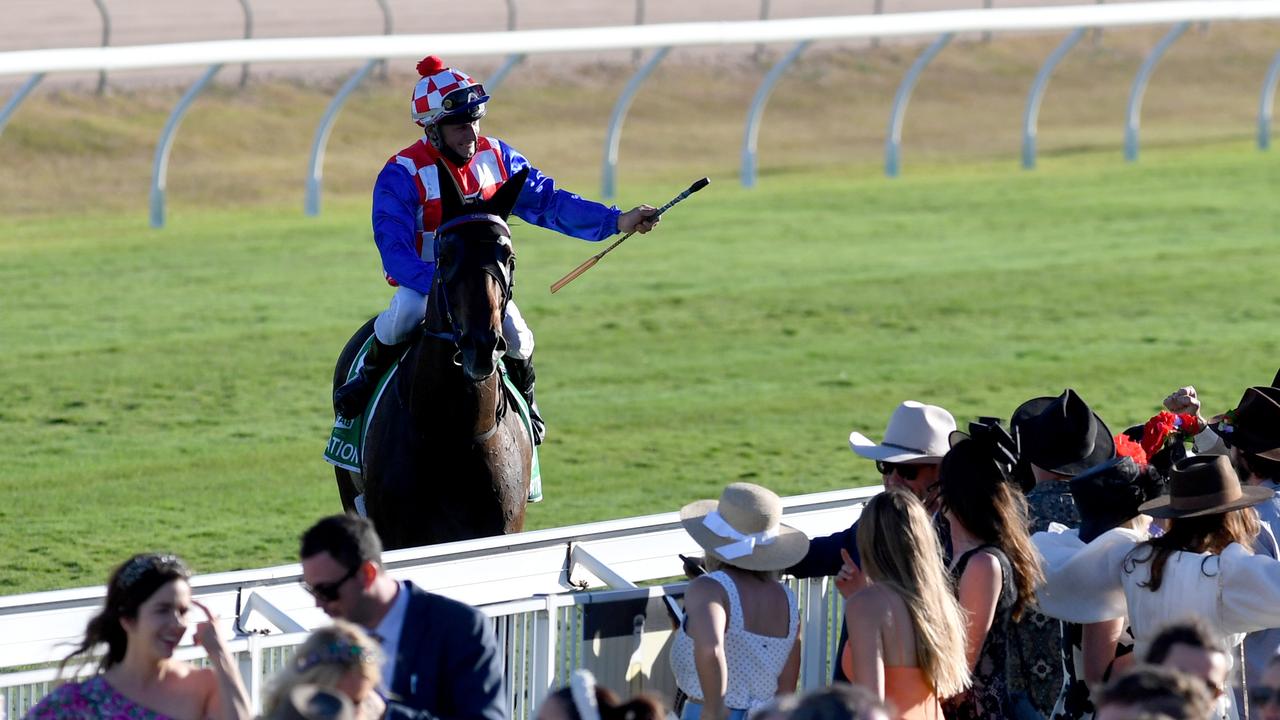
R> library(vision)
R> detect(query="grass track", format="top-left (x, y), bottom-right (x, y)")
top-left (2, 141), bottom-right (1278, 593)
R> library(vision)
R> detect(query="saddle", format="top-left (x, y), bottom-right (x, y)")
top-left (323, 335), bottom-right (542, 502)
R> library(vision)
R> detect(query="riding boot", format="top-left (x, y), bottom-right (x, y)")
top-left (334, 338), bottom-right (404, 419)
top-left (504, 355), bottom-right (546, 445)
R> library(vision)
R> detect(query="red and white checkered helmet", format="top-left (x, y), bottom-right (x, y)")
top-left (411, 56), bottom-right (489, 128)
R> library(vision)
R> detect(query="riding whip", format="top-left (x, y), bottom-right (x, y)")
top-left (550, 177), bottom-right (710, 294)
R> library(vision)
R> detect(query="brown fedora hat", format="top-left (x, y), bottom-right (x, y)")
top-left (1137, 455), bottom-right (1271, 519)
top-left (1210, 386), bottom-right (1280, 461)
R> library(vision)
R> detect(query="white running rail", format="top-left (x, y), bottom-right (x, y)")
top-left (0, 487), bottom-right (878, 719)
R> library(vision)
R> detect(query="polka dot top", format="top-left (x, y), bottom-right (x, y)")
top-left (669, 570), bottom-right (799, 712)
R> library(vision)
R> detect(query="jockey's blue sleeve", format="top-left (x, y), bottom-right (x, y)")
top-left (500, 141), bottom-right (621, 241)
top-left (372, 163), bottom-right (436, 295)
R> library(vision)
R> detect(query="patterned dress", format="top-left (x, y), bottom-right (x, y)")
top-left (24, 676), bottom-right (173, 720)
top-left (942, 545), bottom-right (1015, 720)
top-left (1010, 481), bottom-right (1079, 716)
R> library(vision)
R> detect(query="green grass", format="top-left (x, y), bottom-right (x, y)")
top-left (2, 140), bottom-right (1278, 594)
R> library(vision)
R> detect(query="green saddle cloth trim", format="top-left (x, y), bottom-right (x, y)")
top-left (323, 335), bottom-right (541, 500)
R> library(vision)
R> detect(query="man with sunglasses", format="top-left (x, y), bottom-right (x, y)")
top-left (333, 55), bottom-right (662, 453)
top-left (299, 514), bottom-right (506, 720)
top-left (786, 400), bottom-right (956, 681)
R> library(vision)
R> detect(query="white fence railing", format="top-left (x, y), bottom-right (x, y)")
top-left (0, 487), bottom-right (878, 719)
top-left (2, 2), bottom-right (1278, 222)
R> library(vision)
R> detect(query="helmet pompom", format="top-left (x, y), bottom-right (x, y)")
top-left (416, 56), bottom-right (444, 77)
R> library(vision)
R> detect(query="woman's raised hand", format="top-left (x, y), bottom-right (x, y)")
top-left (834, 548), bottom-right (867, 598)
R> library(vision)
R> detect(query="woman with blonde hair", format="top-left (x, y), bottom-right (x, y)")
top-left (263, 621), bottom-right (383, 720)
top-left (841, 487), bottom-right (970, 719)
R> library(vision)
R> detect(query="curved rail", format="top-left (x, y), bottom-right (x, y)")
top-left (741, 40), bottom-right (810, 188)
top-left (94, 0), bottom-right (111, 94)
top-left (488, 53), bottom-right (527, 93)
top-left (885, 32), bottom-right (953, 178)
top-left (1124, 21), bottom-right (1189, 162)
top-left (150, 64), bottom-right (223, 228)
top-left (237, 0), bottom-right (255, 88)
top-left (1021, 27), bottom-right (1086, 170)
top-left (600, 46), bottom-right (670, 199)
top-left (305, 59), bottom-right (378, 216)
top-left (0, 73), bottom-right (44, 139)
top-left (1258, 49), bottom-right (1280, 150)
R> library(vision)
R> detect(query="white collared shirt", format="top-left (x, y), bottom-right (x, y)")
top-left (373, 579), bottom-right (410, 694)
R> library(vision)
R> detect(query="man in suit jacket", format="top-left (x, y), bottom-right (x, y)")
top-left (299, 514), bottom-right (507, 720)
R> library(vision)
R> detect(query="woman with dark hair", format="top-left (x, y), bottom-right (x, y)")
top-left (936, 423), bottom-right (1044, 720)
top-left (535, 669), bottom-right (665, 720)
top-left (25, 553), bottom-right (250, 720)
top-left (1036, 455), bottom-right (1280, 720)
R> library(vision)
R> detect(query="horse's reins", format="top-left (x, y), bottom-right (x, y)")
top-left (424, 212), bottom-right (516, 445)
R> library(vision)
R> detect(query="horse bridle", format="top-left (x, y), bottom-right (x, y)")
top-left (423, 212), bottom-right (517, 445)
top-left (423, 212), bottom-right (515, 346)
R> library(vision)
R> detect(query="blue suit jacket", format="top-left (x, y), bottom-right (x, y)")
top-left (383, 582), bottom-right (508, 720)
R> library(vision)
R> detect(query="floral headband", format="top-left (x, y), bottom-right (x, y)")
top-left (296, 641), bottom-right (376, 673)
top-left (117, 553), bottom-right (186, 590)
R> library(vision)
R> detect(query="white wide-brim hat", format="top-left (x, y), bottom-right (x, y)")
top-left (849, 400), bottom-right (956, 463)
top-left (680, 483), bottom-right (810, 571)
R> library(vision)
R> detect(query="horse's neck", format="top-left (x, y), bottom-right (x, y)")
top-left (404, 305), bottom-right (499, 439)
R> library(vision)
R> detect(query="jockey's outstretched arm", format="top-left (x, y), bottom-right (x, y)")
top-left (500, 142), bottom-right (658, 241)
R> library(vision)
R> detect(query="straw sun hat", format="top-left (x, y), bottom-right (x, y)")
top-left (680, 483), bottom-right (810, 571)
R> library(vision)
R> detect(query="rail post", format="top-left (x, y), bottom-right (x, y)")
top-left (150, 64), bottom-right (223, 228)
top-left (1124, 22), bottom-right (1189, 162)
top-left (1022, 27), bottom-right (1086, 170)
top-left (601, 47), bottom-right (670, 200)
top-left (885, 33), bottom-right (954, 178)
top-left (741, 40), bottom-right (810, 188)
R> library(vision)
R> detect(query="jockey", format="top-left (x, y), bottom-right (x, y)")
top-left (333, 56), bottom-right (660, 444)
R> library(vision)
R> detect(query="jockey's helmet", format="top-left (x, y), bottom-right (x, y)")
top-left (411, 56), bottom-right (489, 131)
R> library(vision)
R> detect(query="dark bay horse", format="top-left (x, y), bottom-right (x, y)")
top-left (332, 163), bottom-right (533, 549)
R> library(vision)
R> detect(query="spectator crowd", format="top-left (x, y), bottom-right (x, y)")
top-left (20, 371), bottom-right (1280, 720)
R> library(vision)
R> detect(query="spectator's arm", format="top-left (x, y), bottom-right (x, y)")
top-left (844, 588), bottom-right (888, 701)
top-left (1033, 526), bottom-right (1134, 624)
top-left (787, 522), bottom-right (858, 579)
top-left (955, 551), bottom-right (1001, 672)
top-left (445, 609), bottom-right (508, 720)
top-left (685, 575), bottom-right (730, 720)
top-left (1081, 618), bottom-right (1127, 685)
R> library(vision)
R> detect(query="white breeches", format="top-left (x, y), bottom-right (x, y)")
top-left (373, 285), bottom-right (533, 360)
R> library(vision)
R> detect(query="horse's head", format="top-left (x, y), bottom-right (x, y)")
top-left (430, 161), bottom-right (528, 381)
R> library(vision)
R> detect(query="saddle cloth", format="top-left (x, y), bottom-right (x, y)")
top-left (323, 334), bottom-right (542, 502)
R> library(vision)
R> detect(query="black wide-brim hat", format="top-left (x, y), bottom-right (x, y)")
top-left (1012, 389), bottom-right (1115, 477)
top-left (1071, 456), bottom-right (1165, 542)
top-left (1210, 386), bottom-right (1280, 461)
top-left (1138, 454), bottom-right (1271, 519)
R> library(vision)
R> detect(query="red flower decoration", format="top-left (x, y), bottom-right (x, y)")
top-left (1141, 411), bottom-right (1177, 458)
top-left (1114, 433), bottom-right (1149, 468)
top-left (1176, 413), bottom-right (1204, 437)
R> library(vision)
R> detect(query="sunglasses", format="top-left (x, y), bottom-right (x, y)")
top-left (875, 461), bottom-right (920, 480)
top-left (302, 563), bottom-right (360, 602)
top-left (1251, 686), bottom-right (1280, 706)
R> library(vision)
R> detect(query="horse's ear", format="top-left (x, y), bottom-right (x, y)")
top-left (435, 159), bottom-right (465, 222)
top-left (486, 167), bottom-right (529, 221)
